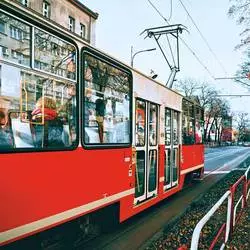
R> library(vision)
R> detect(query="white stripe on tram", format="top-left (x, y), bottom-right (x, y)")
top-left (180, 164), bottom-right (204, 175)
top-left (0, 188), bottom-right (134, 245)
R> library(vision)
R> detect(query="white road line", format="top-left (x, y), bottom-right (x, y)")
top-left (205, 149), bottom-right (247, 162)
top-left (204, 151), bottom-right (250, 179)
top-left (204, 171), bottom-right (231, 174)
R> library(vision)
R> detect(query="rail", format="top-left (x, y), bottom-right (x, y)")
top-left (190, 191), bottom-right (231, 250)
top-left (191, 165), bottom-right (250, 250)
top-left (245, 166), bottom-right (250, 199)
top-left (230, 175), bottom-right (247, 230)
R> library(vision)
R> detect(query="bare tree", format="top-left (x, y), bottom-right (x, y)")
top-left (236, 112), bottom-right (250, 141)
top-left (228, 0), bottom-right (250, 50)
top-left (174, 78), bottom-right (201, 98)
top-left (228, 0), bottom-right (250, 88)
top-left (198, 83), bottom-right (218, 109)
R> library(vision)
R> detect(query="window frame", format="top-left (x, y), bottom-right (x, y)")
top-left (194, 106), bottom-right (204, 144)
top-left (21, 0), bottom-right (29, 7)
top-left (80, 23), bottom-right (86, 38)
top-left (42, 1), bottom-right (50, 18)
top-left (0, 20), bottom-right (6, 34)
top-left (68, 16), bottom-right (75, 32)
top-left (81, 47), bottom-right (133, 149)
top-left (135, 98), bottom-right (146, 147)
top-left (0, 9), bottom-right (79, 153)
top-left (33, 26), bottom-right (77, 81)
top-left (165, 108), bottom-right (172, 146)
top-left (182, 99), bottom-right (195, 145)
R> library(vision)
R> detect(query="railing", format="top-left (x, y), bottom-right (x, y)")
top-left (230, 175), bottom-right (247, 230)
top-left (191, 165), bottom-right (250, 250)
top-left (190, 191), bottom-right (232, 250)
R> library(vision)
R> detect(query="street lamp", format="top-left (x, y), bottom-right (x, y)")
top-left (131, 46), bottom-right (156, 67)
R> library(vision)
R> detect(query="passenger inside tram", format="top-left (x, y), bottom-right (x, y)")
top-left (0, 110), bottom-right (13, 148)
top-left (32, 96), bottom-right (64, 148)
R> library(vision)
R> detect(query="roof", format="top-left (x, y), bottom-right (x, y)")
top-left (68, 0), bottom-right (98, 19)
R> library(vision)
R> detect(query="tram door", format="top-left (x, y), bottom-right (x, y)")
top-left (164, 108), bottom-right (179, 190)
top-left (134, 99), bottom-right (159, 204)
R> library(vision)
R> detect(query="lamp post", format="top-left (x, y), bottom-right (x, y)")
top-left (131, 46), bottom-right (156, 67)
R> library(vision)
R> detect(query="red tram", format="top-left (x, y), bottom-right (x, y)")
top-left (0, 1), bottom-right (204, 247)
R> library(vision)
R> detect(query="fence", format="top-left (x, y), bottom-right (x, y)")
top-left (190, 165), bottom-right (250, 250)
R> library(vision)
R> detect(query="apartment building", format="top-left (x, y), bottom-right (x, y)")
top-left (15, 0), bottom-right (98, 45)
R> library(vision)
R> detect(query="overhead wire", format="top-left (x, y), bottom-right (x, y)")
top-left (177, 0), bottom-right (228, 75)
top-left (168, 0), bottom-right (173, 21)
top-left (147, 0), bottom-right (216, 80)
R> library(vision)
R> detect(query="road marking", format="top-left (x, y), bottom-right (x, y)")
top-left (205, 149), bottom-right (247, 162)
top-left (204, 171), bottom-right (231, 174)
top-left (204, 151), bottom-right (250, 179)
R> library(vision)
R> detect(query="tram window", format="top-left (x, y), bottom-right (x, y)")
top-left (148, 150), bottom-right (157, 192)
top-left (83, 53), bottom-right (131, 145)
top-left (0, 67), bottom-right (77, 151)
top-left (173, 111), bottom-right (179, 145)
top-left (0, 12), bottom-right (30, 66)
top-left (34, 28), bottom-right (76, 80)
top-left (135, 151), bottom-right (145, 198)
top-left (136, 100), bottom-right (146, 146)
top-left (182, 100), bottom-right (195, 145)
top-left (149, 103), bottom-right (157, 146)
top-left (165, 108), bottom-right (171, 146)
top-left (164, 149), bottom-right (171, 186)
top-left (195, 107), bottom-right (204, 144)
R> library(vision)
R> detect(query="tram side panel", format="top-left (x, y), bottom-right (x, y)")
top-left (119, 71), bottom-right (184, 221)
top-left (0, 147), bottom-right (133, 246)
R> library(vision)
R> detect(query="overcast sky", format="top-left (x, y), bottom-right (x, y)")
top-left (82, 0), bottom-right (249, 114)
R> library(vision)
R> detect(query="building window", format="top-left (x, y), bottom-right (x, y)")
top-left (80, 23), bottom-right (86, 38)
top-left (43, 1), bottom-right (50, 18)
top-left (0, 21), bottom-right (5, 34)
top-left (68, 17), bottom-right (75, 32)
top-left (10, 26), bottom-right (24, 40)
top-left (21, 0), bottom-right (29, 7)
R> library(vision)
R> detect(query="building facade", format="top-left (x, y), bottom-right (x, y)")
top-left (14, 0), bottom-right (98, 45)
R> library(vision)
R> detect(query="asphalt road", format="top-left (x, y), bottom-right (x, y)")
top-left (204, 146), bottom-right (250, 174)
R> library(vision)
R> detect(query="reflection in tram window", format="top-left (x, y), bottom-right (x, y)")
top-left (83, 53), bottom-right (131, 145)
top-left (0, 68), bottom-right (77, 150)
top-left (135, 100), bottom-right (146, 146)
top-left (164, 149), bottom-right (171, 186)
top-left (173, 111), bottom-right (179, 145)
top-left (34, 28), bottom-right (76, 80)
top-left (0, 12), bottom-right (30, 66)
top-left (165, 108), bottom-right (171, 145)
top-left (195, 107), bottom-right (204, 144)
top-left (148, 150), bottom-right (157, 192)
top-left (172, 148), bottom-right (178, 183)
top-left (182, 99), bottom-right (195, 145)
top-left (149, 104), bottom-right (157, 146)
top-left (135, 151), bottom-right (145, 198)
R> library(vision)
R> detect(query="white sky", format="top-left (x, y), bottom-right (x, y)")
top-left (82, 0), bottom-right (249, 115)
